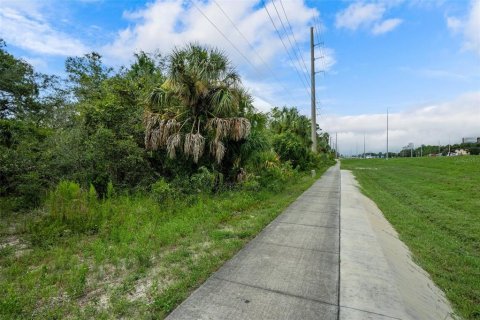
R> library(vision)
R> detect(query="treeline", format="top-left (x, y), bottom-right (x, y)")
top-left (0, 41), bottom-right (333, 211)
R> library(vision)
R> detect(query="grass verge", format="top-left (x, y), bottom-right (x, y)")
top-left (0, 164), bottom-right (332, 319)
top-left (341, 156), bottom-right (479, 320)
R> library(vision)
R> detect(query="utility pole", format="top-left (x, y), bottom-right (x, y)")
top-left (335, 132), bottom-right (338, 158)
top-left (363, 132), bottom-right (366, 159)
top-left (448, 136), bottom-right (451, 156)
top-left (386, 108), bottom-right (389, 160)
top-left (310, 27), bottom-right (317, 153)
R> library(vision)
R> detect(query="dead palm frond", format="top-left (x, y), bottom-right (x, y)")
top-left (210, 140), bottom-right (226, 164)
top-left (166, 133), bottom-right (182, 159)
top-left (150, 128), bottom-right (162, 151)
top-left (207, 118), bottom-right (231, 141)
top-left (230, 117), bottom-right (251, 141)
top-left (184, 133), bottom-right (205, 163)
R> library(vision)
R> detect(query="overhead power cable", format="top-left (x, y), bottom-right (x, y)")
top-left (278, 0), bottom-right (310, 82)
top-left (263, 0), bottom-right (311, 97)
top-left (211, 0), bottom-right (294, 100)
top-left (271, 0), bottom-right (310, 86)
top-left (191, 2), bottom-right (267, 79)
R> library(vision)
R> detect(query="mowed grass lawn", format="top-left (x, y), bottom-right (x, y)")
top-left (342, 156), bottom-right (480, 320)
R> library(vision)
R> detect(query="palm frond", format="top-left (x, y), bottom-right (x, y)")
top-left (184, 132), bottom-right (205, 163)
top-left (207, 117), bottom-right (231, 141)
top-left (210, 140), bottom-right (226, 164)
top-left (167, 133), bottom-right (182, 159)
top-left (211, 87), bottom-right (238, 116)
top-left (230, 117), bottom-right (251, 141)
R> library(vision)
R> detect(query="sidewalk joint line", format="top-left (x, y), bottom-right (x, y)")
top-left (277, 221), bottom-right (339, 229)
top-left (339, 305), bottom-right (403, 320)
top-left (256, 240), bottom-right (339, 255)
top-left (212, 276), bottom-right (339, 309)
top-left (284, 209), bottom-right (339, 215)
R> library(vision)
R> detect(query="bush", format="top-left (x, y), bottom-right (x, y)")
top-left (272, 132), bottom-right (311, 170)
top-left (241, 175), bottom-right (261, 191)
top-left (45, 180), bottom-right (100, 233)
top-left (151, 178), bottom-right (173, 203)
top-left (189, 167), bottom-right (216, 193)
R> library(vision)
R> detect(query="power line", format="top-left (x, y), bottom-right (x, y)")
top-left (313, 14), bottom-right (327, 75)
top-left (211, 0), bottom-right (295, 103)
top-left (272, 0), bottom-right (310, 86)
top-left (191, 2), bottom-right (268, 79)
top-left (263, 0), bottom-right (311, 96)
top-left (278, 0), bottom-right (310, 81)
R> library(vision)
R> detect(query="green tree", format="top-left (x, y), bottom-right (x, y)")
top-left (269, 106), bottom-right (312, 147)
top-left (144, 44), bottom-right (252, 170)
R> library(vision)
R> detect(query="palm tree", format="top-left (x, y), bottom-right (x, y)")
top-left (269, 106), bottom-right (311, 147)
top-left (144, 44), bottom-right (252, 164)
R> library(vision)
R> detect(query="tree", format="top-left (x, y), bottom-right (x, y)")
top-left (65, 52), bottom-right (113, 103)
top-left (144, 44), bottom-right (252, 167)
top-left (269, 106), bottom-right (312, 148)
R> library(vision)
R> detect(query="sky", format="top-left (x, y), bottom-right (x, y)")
top-left (1, 0), bottom-right (479, 154)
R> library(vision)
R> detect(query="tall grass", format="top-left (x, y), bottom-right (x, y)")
top-left (0, 162), bottom-right (333, 319)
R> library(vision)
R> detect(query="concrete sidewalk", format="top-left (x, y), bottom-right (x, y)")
top-left (167, 164), bottom-right (341, 320)
top-left (339, 170), bottom-right (455, 320)
top-left (166, 165), bottom-right (455, 320)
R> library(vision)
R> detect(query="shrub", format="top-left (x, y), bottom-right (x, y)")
top-left (45, 180), bottom-right (100, 233)
top-left (189, 166), bottom-right (216, 193)
top-left (241, 175), bottom-right (261, 191)
top-left (151, 178), bottom-right (173, 203)
top-left (272, 132), bottom-right (311, 170)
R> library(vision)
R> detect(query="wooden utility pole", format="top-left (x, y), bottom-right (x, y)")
top-left (310, 27), bottom-right (317, 153)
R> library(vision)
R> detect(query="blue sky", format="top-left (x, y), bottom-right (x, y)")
top-left (1, 0), bottom-right (479, 153)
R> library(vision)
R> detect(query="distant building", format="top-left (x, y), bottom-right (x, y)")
top-left (455, 149), bottom-right (470, 156)
top-left (462, 137), bottom-right (478, 143)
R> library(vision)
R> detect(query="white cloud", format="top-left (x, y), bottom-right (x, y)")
top-left (0, 4), bottom-right (89, 56)
top-left (101, 0), bottom-right (335, 110)
top-left (252, 95), bottom-right (274, 113)
top-left (335, 2), bottom-right (403, 35)
top-left (319, 92), bottom-right (480, 154)
top-left (102, 0), bottom-right (327, 69)
top-left (21, 56), bottom-right (47, 70)
top-left (446, 16), bottom-right (462, 33)
top-left (335, 2), bottom-right (385, 30)
top-left (464, 0), bottom-right (480, 55)
top-left (447, 0), bottom-right (480, 56)
top-left (372, 18), bottom-right (403, 35)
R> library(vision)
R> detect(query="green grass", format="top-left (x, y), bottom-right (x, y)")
top-left (341, 156), bottom-right (480, 320)
top-left (0, 164), bottom-right (332, 319)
